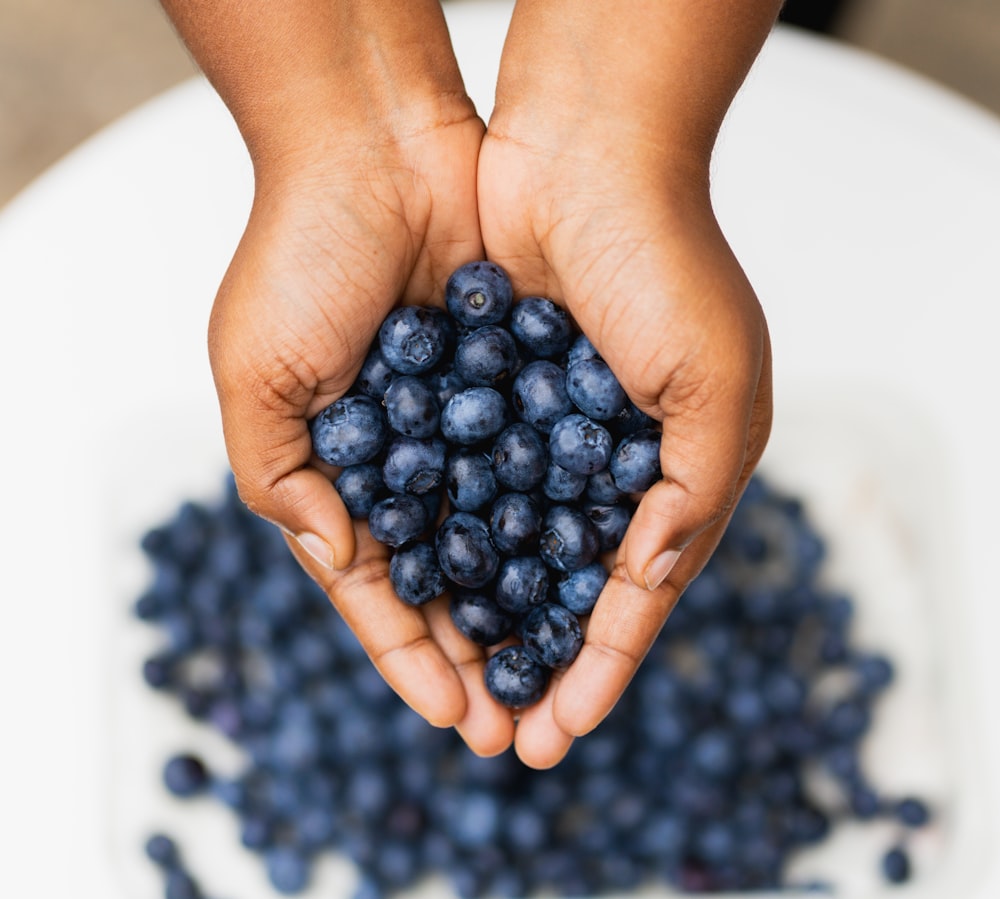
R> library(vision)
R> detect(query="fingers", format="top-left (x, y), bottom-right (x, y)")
top-left (512, 670), bottom-right (576, 769)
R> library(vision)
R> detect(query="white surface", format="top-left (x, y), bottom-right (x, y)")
top-left (1, 1), bottom-right (999, 896)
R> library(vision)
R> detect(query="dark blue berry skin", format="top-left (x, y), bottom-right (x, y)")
top-left (610, 428), bottom-right (662, 492)
top-left (583, 502), bottom-right (632, 551)
top-left (266, 846), bottom-right (311, 895)
top-left (484, 645), bottom-right (550, 708)
top-left (445, 261), bottom-right (513, 327)
top-left (440, 387), bottom-right (507, 445)
top-left (435, 512), bottom-right (500, 588)
top-left (510, 296), bottom-right (572, 358)
top-left (162, 753), bottom-right (209, 798)
top-left (450, 591), bottom-right (515, 646)
top-left (567, 333), bottom-right (601, 366)
top-left (389, 542), bottom-right (446, 606)
top-left (522, 603), bottom-right (584, 669)
top-left (556, 562), bottom-right (608, 615)
top-left (586, 469), bottom-right (626, 504)
top-left (854, 653), bottom-right (895, 694)
top-left (422, 365), bottom-right (467, 408)
top-left (539, 505), bottom-right (601, 572)
top-left (383, 375), bottom-right (440, 438)
top-left (446, 450), bottom-right (497, 512)
top-left (491, 423), bottom-right (547, 492)
top-left (566, 358), bottom-right (627, 421)
top-left (611, 399), bottom-right (656, 437)
top-left (352, 346), bottom-right (395, 399)
top-left (495, 556), bottom-right (550, 615)
top-left (542, 460), bottom-right (587, 502)
top-left (895, 797), bottom-right (931, 828)
top-left (378, 305), bottom-right (449, 375)
top-left (144, 832), bottom-right (179, 868)
top-left (335, 464), bottom-right (385, 519)
top-left (382, 436), bottom-right (447, 496)
top-left (549, 413), bottom-right (613, 475)
top-left (511, 360), bottom-right (573, 433)
top-left (454, 325), bottom-right (519, 387)
top-left (165, 868), bottom-right (202, 899)
top-left (881, 847), bottom-right (911, 884)
top-left (367, 495), bottom-right (428, 547)
top-left (310, 395), bottom-right (388, 467)
top-left (489, 492), bottom-right (542, 555)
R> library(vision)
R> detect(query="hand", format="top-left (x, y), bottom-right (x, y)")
top-left (477, 102), bottom-right (772, 768)
top-left (208, 111), bottom-right (519, 757)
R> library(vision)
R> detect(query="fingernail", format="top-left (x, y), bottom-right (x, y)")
top-left (643, 549), bottom-right (682, 590)
top-left (293, 532), bottom-right (337, 570)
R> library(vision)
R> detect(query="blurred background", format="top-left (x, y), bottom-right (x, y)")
top-left (2, 0), bottom-right (999, 209)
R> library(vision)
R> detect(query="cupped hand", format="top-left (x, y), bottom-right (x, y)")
top-left (208, 111), bottom-right (517, 757)
top-left (477, 114), bottom-right (773, 768)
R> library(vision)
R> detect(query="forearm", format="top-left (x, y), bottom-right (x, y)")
top-left (493, 0), bottom-right (783, 172)
top-left (159, 0), bottom-right (473, 172)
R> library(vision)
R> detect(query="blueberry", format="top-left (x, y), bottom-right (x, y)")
top-left (491, 423), bottom-right (547, 492)
top-left (556, 562), bottom-right (608, 615)
top-left (382, 436), bottom-right (446, 496)
top-left (367, 495), bottom-right (428, 547)
top-left (454, 325), bottom-right (519, 387)
top-left (586, 469), bottom-right (626, 504)
top-left (310, 395), bottom-right (388, 467)
top-left (383, 375), bottom-right (440, 438)
top-left (435, 512), bottom-right (500, 588)
top-left (522, 603), bottom-right (584, 669)
top-left (440, 387), bottom-right (507, 445)
top-left (445, 261), bottom-right (513, 327)
top-left (144, 832), bottom-right (179, 868)
top-left (445, 449), bottom-right (497, 512)
top-left (162, 753), bottom-right (209, 798)
top-left (352, 346), bottom-right (395, 399)
top-left (854, 653), bottom-right (895, 694)
top-left (610, 398), bottom-right (656, 436)
top-left (566, 358), bottom-right (627, 420)
top-left (495, 556), bottom-right (550, 615)
top-left (894, 797), bottom-right (931, 828)
top-left (539, 460), bottom-right (585, 503)
top-left (610, 428), bottom-right (662, 492)
top-left (484, 645), bottom-right (550, 708)
top-left (881, 846), bottom-right (911, 884)
top-left (540, 505), bottom-right (600, 572)
top-left (567, 333), bottom-right (601, 366)
top-left (549, 413), bottom-right (613, 475)
top-left (266, 846), bottom-right (311, 895)
top-left (378, 305), bottom-right (449, 375)
top-left (511, 360), bottom-right (573, 433)
top-left (510, 296), bottom-right (572, 358)
top-left (489, 492), bottom-right (542, 555)
top-left (389, 542), bottom-right (446, 606)
top-left (165, 868), bottom-right (202, 899)
top-left (422, 365), bottom-right (468, 408)
top-left (335, 464), bottom-right (385, 519)
top-left (583, 501), bottom-right (632, 551)
top-left (449, 591), bottom-right (515, 646)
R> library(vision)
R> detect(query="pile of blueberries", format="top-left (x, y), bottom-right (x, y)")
top-left (309, 262), bottom-right (662, 707)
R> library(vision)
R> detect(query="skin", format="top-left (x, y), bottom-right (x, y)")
top-left (159, 0), bottom-right (779, 768)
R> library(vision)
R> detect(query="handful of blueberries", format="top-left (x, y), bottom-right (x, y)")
top-left (309, 262), bottom-right (661, 708)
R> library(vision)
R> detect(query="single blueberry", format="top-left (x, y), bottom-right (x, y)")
top-left (435, 512), bottom-right (500, 588)
top-left (265, 846), bottom-right (311, 895)
top-left (583, 501), bottom-right (632, 551)
top-left (489, 492), bottom-right (542, 555)
top-left (164, 868), bottom-right (202, 899)
top-left (440, 387), bottom-right (507, 445)
top-left (445, 261), bottom-right (513, 327)
top-left (310, 395), bottom-right (388, 467)
top-left (367, 495), bottom-right (428, 547)
top-left (378, 305), bottom-right (449, 374)
top-left (491, 423), bottom-right (547, 492)
top-left (382, 435), bottom-right (447, 496)
top-left (352, 346), bottom-right (395, 399)
top-left (450, 591), bottom-right (515, 646)
top-left (586, 469), bottom-right (626, 504)
top-left (610, 428), bottom-right (662, 492)
top-left (510, 296), bottom-right (572, 358)
top-left (556, 562), bottom-right (608, 615)
top-left (854, 653), bottom-right (895, 694)
top-left (162, 753), bottom-right (209, 798)
top-left (542, 460), bottom-right (587, 502)
top-left (566, 358), bottom-right (627, 420)
top-left (335, 464), bottom-right (385, 519)
top-left (895, 797), bottom-right (931, 828)
top-left (539, 505), bottom-right (600, 572)
top-left (144, 832), bottom-right (179, 868)
top-left (549, 413), bottom-right (613, 475)
top-left (495, 556), bottom-right (550, 616)
top-left (567, 333), bottom-right (601, 367)
top-left (383, 375), bottom-right (440, 438)
top-left (445, 449), bottom-right (498, 512)
top-left (484, 645), bottom-right (550, 708)
top-left (511, 360), bottom-right (573, 433)
top-left (389, 542), bottom-right (446, 606)
top-left (522, 603), bottom-right (584, 669)
top-left (610, 398), bottom-right (656, 436)
top-left (881, 847), bottom-right (911, 884)
top-left (454, 325), bottom-right (519, 387)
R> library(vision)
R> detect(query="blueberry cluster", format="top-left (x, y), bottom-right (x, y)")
top-left (309, 262), bottom-right (662, 706)
top-left (136, 473), bottom-right (931, 897)
top-left (144, 832), bottom-right (207, 899)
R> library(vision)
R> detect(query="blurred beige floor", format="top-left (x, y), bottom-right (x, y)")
top-left (2, 0), bottom-right (999, 209)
